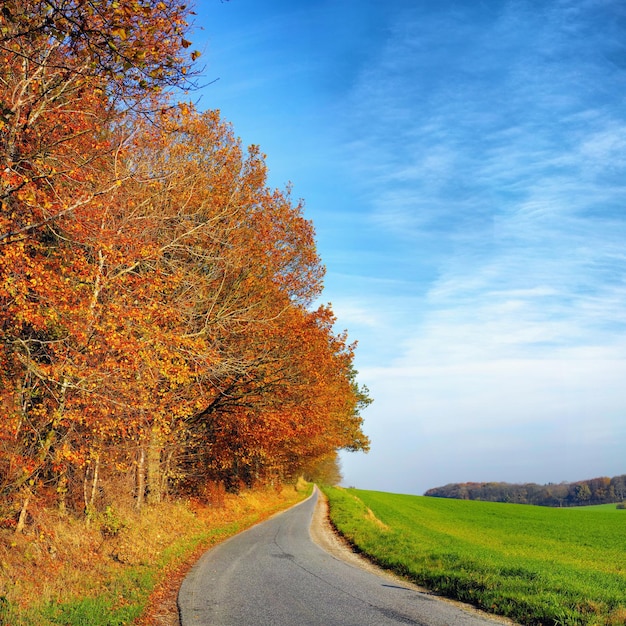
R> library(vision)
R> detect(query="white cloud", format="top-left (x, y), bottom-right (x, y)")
top-left (329, 299), bottom-right (382, 329)
top-left (344, 346), bottom-right (626, 492)
top-left (195, 0), bottom-right (626, 494)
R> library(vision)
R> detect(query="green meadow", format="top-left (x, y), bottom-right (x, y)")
top-left (322, 487), bottom-right (626, 626)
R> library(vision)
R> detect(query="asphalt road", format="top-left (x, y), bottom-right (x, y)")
top-left (178, 489), bottom-right (507, 626)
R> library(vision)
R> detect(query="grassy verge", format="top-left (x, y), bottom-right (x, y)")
top-left (322, 486), bottom-right (626, 626)
top-left (572, 503), bottom-right (626, 511)
top-left (0, 481), bottom-right (312, 626)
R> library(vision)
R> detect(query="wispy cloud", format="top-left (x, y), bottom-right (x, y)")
top-left (330, 1), bottom-right (626, 491)
top-left (195, 0), bottom-right (626, 493)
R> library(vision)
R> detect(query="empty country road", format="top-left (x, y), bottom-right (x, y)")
top-left (178, 488), bottom-right (513, 626)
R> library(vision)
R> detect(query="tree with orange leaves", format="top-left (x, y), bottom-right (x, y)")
top-left (0, 0), bottom-right (196, 518)
top-left (95, 105), bottom-right (370, 498)
top-left (0, 1), bottom-right (371, 525)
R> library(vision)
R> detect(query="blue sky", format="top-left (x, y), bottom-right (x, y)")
top-left (192, 0), bottom-right (626, 495)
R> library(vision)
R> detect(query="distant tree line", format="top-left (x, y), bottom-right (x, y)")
top-left (424, 474), bottom-right (626, 507)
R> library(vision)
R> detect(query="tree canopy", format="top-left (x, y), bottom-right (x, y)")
top-left (424, 474), bottom-right (626, 507)
top-left (0, 0), bottom-right (370, 525)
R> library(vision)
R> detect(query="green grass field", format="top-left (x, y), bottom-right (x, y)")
top-left (322, 487), bottom-right (626, 626)
top-left (574, 503), bottom-right (626, 512)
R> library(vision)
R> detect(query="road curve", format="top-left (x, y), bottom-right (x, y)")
top-left (178, 489), bottom-right (508, 626)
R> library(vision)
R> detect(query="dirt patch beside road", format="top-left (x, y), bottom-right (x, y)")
top-left (309, 488), bottom-right (407, 580)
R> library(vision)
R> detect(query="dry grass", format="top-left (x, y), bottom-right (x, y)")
top-left (364, 507), bottom-right (390, 531)
top-left (608, 607), bottom-right (626, 625)
top-left (0, 483), bottom-right (310, 625)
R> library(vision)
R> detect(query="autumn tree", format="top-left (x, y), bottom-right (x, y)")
top-left (302, 451), bottom-right (344, 486)
top-left (0, 0), bottom-right (195, 518)
top-left (117, 107), bottom-right (369, 498)
top-left (0, 2), bottom-right (371, 525)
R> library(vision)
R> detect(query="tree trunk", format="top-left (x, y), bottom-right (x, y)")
top-left (84, 453), bottom-right (100, 521)
top-left (146, 425), bottom-right (163, 505)
top-left (136, 446), bottom-right (146, 510)
top-left (90, 454), bottom-right (100, 509)
top-left (162, 448), bottom-right (175, 500)
top-left (57, 471), bottom-right (68, 514)
top-left (15, 493), bottom-right (30, 534)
